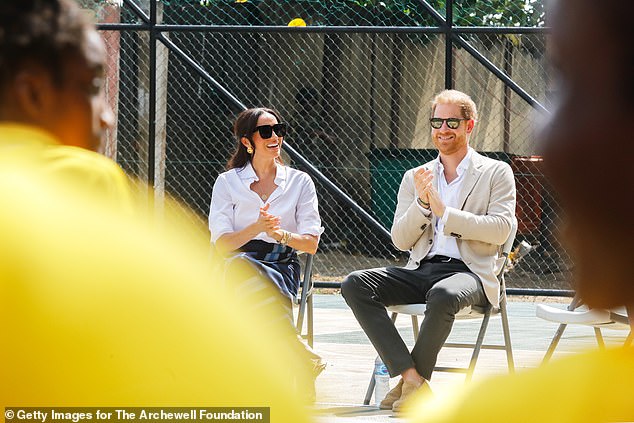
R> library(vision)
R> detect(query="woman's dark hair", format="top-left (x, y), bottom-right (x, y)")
top-left (0, 0), bottom-right (91, 98)
top-left (226, 107), bottom-right (284, 170)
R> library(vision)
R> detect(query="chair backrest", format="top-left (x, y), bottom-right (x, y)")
top-left (609, 307), bottom-right (630, 327)
top-left (502, 217), bottom-right (519, 258)
top-left (295, 253), bottom-right (313, 304)
top-left (495, 217), bottom-right (518, 280)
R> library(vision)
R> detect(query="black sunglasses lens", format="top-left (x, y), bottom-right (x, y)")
top-left (256, 124), bottom-right (286, 139)
top-left (258, 126), bottom-right (273, 139)
top-left (273, 124), bottom-right (287, 137)
top-left (430, 118), bottom-right (443, 129)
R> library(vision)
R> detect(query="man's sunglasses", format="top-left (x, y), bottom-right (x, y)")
top-left (253, 123), bottom-right (287, 139)
top-left (429, 118), bottom-right (467, 129)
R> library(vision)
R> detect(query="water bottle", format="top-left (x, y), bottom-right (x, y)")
top-left (373, 356), bottom-right (390, 406)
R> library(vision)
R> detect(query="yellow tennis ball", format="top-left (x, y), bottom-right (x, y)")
top-left (288, 18), bottom-right (307, 27)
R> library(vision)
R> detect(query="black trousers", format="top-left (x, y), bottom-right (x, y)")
top-left (341, 256), bottom-right (487, 380)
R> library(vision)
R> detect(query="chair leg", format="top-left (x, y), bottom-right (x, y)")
top-left (296, 294), bottom-right (306, 336)
top-left (594, 327), bottom-right (605, 349)
top-left (542, 322), bottom-right (568, 365)
top-left (465, 310), bottom-right (491, 383)
top-left (411, 315), bottom-right (420, 340)
top-left (296, 253), bottom-right (312, 344)
top-left (364, 312), bottom-right (400, 406)
top-left (500, 297), bottom-right (515, 373)
top-left (542, 295), bottom-right (588, 364)
top-left (307, 293), bottom-right (314, 348)
top-left (363, 370), bottom-right (376, 406)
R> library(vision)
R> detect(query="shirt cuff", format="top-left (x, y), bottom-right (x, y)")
top-left (440, 207), bottom-right (451, 224)
top-left (297, 224), bottom-right (324, 237)
top-left (417, 203), bottom-right (432, 217)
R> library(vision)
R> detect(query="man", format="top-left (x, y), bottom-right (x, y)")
top-left (341, 89), bottom-right (516, 411)
top-left (0, 0), bottom-right (132, 209)
top-left (406, 1), bottom-right (634, 422)
top-left (0, 1), bottom-right (312, 419)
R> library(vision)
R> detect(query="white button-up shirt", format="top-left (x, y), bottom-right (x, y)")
top-left (209, 162), bottom-right (323, 244)
top-left (426, 148), bottom-right (473, 260)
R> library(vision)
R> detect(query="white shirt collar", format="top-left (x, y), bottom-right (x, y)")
top-left (236, 161), bottom-right (287, 187)
top-left (436, 147), bottom-right (473, 178)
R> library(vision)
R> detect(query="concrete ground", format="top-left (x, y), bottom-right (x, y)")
top-left (306, 294), bottom-right (630, 422)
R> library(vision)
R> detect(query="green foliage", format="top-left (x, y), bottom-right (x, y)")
top-left (451, 0), bottom-right (545, 26)
top-left (345, 0), bottom-right (545, 26)
top-left (77, 0), bottom-right (122, 10)
top-left (144, 0), bottom-right (546, 27)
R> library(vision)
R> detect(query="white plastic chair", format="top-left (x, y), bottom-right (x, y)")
top-left (536, 297), bottom-right (631, 364)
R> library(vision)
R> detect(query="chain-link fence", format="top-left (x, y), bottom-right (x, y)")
top-left (92, 0), bottom-right (571, 290)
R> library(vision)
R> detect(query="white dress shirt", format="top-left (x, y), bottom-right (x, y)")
top-left (425, 148), bottom-right (474, 260)
top-left (209, 162), bottom-right (323, 244)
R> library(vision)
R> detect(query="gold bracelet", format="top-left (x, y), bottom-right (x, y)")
top-left (280, 230), bottom-right (290, 245)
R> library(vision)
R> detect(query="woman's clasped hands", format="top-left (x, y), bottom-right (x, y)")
top-left (256, 203), bottom-right (282, 239)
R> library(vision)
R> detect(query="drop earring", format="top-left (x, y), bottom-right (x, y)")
top-left (247, 146), bottom-right (253, 154)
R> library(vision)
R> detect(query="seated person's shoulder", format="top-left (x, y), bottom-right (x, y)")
top-left (479, 153), bottom-right (509, 167)
top-left (286, 166), bottom-right (314, 183)
top-left (42, 145), bottom-right (134, 208)
top-left (215, 167), bottom-right (241, 187)
top-left (475, 153), bottom-right (513, 176)
top-left (44, 145), bottom-right (121, 171)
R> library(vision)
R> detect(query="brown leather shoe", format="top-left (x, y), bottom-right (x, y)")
top-left (378, 378), bottom-right (403, 410)
top-left (392, 379), bottom-right (432, 413)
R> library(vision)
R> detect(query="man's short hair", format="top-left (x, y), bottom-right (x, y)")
top-left (0, 0), bottom-right (91, 95)
top-left (431, 89), bottom-right (478, 121)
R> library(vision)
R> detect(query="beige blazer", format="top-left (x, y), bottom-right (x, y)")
top-left (390, 150), bottom-right (516, 308)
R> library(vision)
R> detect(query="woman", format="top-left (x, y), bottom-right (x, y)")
top-left (209, 107), bottom-right (322, 303)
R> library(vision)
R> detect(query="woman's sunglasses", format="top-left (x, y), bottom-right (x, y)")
top-left (429, 118), bottom-right (467, 129)
top-left (253, 123), bottom-right (287, 139)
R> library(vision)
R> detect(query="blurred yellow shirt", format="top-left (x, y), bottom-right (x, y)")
top-left (0, 123), bottom-right (312, 422)
top-left (406, 347), bottom-right (634, 423)
top-left (0, 123), bottom-right (134, 212)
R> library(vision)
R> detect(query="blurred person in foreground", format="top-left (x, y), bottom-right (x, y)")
top-left (0, 0), bottom-right (133, 210)
top-left (341, 89), bottom-right (516, 412)
top-left (0, 1), bottom-right (313, 418)
top-left (405, 1), bottom-right (634, 422)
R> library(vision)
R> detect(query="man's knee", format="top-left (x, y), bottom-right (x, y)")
top-left (340, 270), bottom-right (367, 302)
top-left (426, 288), bottom-right (461, 315)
